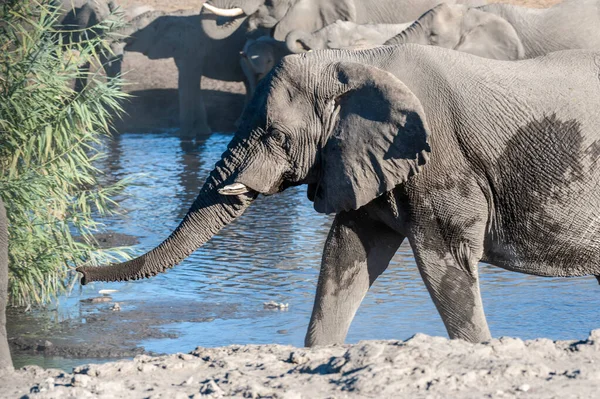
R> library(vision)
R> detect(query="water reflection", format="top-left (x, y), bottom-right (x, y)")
top-left (12, 130), bottom-right (600, 368)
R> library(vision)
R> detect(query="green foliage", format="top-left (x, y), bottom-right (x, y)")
top-left (0, 0), bottom-right (133, 307)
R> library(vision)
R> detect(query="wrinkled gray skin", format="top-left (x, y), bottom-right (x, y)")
top-left (385, 0), bottom-right (600, 60)
top-left (77, 45), bottom-right (600, 345)
top-left (286, 20), bottom-right (413, 53)
top-left (241, 21), bottom-right (411, 98)
top-left (0, 198), bottom-right (11, 370)
top-left (200, 0), bottom-right (486, 41)
top-left (122, 10), bottom-right (259, 138)
top-left (56, 0), bottom-right (123, 91)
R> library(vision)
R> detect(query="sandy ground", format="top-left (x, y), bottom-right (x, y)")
top-left (2, 331), bottom-right (600, 398)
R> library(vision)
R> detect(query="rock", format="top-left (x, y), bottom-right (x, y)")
top-left (71, 374), bottom-right (92, 388)
top-left (111, 303), bottom-right (121, 311)
top-left (517, 384), bottom-right (531, 392)
top-left (289, 352), bottom-right (308, 365)
top-left (263, 301), bottom-right (289, 310)
top-left (199, 379), bottom-right (224, 397)
top-left (81, 296), bottom-right (112, 303)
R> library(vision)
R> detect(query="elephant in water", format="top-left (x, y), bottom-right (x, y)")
top-left (199, 0), bottom-right (486, 41)
top-left (122, 9), bottom-right (261, 138)
top-left (0, 198), bottom-right (10, 370)
top-left (78, 45), bottom-right (600, 345)
top-left (385, 0), bottom-right (600, 60)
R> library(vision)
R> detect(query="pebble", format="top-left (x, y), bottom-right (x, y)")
top-left (199, 379), bottom-right (224, 397)
top-left (263, 301), bottom-right (289, 310)
top-left (517, 384), bottom-right (531, 392)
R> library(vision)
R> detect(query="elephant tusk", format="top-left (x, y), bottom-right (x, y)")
top-left (202, 3), bottom-right (245, 17)
top-left (218, 183), bottom-right (251, 195)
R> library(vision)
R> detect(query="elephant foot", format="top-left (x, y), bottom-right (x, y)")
top-left (179, 124), bottom-right (212, 141)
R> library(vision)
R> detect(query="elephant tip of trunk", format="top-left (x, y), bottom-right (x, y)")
top-left (76, 266), bottom-right (92, 285)
top-left (75, 260), bottom-right (157, 285)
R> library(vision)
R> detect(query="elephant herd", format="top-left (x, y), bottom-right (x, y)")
top-left (2, 0), bottom-right (600, 370)
top-left (113, 0), bottom-right (600, 138)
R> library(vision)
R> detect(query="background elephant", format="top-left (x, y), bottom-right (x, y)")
top-left (122, 9), bottom-right (260, 138)
top-left (285, 20), bottom-right (412, 53)
top-left (199, 0), bottom-right (486, 41)
top-left (385, 0), bottom-right (600, 59)
top-left (56, 0), bottom-right (123, 91)
top-left (240, 37), bottom-right (290, 98)
top-left (77, 45), bottom-right (600, 346)
top-left (241, 21), bottom-right (411, 97)
top-left (0, 198), bottom-right (10, 370)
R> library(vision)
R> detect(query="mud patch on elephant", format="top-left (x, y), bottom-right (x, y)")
top-left (491, 114), bottom-right (590, 267)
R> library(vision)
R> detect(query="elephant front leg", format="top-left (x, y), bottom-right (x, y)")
top-left (410, 234), bottom-right (491, 343)
top-left (176, 58), bottom-right (211, 139)
top-left (305, 211), bottom-right (404, 347)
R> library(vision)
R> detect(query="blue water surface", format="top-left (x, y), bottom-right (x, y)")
top-left (13, 130), bottom-right (600, 368)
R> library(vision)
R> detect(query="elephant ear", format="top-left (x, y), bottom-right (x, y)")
top-left (273, 0), bottom-right (356, 41)
top-left (455, 8), bottom-right (524, 60)
top-left (313, 62), bottom-right (431, 214)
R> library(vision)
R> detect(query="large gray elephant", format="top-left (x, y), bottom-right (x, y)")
top-left (122, 10), bottom-right (260, 138)
top-left (76, 45), bottom-right (600, 345)
top-left (385, 0), bottom-right (600, 59)
top-left (199, 0), bottom-right (486, 41)
top-left (0, 198), bottom-right (11, 370)
top-left (56, 0), bottom-right (124, 91)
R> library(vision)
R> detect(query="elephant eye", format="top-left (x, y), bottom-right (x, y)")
top-left (269, 130), bottom-right (290, 150)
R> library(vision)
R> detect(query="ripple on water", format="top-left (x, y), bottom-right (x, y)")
top-left (12, 130), bottom-right (600, 370)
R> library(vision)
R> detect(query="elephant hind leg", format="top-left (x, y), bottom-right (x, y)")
top-left (596, 275), bottom-right (600, 285)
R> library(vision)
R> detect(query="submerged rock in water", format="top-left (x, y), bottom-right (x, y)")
top-left (263, 301), bottom-right (289, 310)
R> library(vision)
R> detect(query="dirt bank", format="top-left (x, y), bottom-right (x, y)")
top-left (2, 331), bottom-right (600, 398)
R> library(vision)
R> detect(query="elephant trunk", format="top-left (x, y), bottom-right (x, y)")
top-left (285, 30), bottom-right (318, 53)
top-left (76, 138), bottom-right (257, 285)
top-left (200, 1), bottom-right (260, 40)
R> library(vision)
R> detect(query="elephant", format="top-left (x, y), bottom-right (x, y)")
top-left (385, 0), bottom-right (600, 60)
top-left (239, 37), bottom-right (291, 98)
top-left (241, 21), bottom-right (411, 97)
top-left (122, 9), bottom-right (264, 138)
top-left (285, 20), bottom-right (413, 53)
top-left (76, 45), bottom-right (600, 345)
top-left (0, 198), bottom-right (11, 370)
top-left (199, 0), bottom-right (486, 41)
top-left (56, 0), bottom-right (124, 91)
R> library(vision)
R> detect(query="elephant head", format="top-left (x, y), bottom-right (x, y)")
top-left (286, 20), bottom-right (412, 53)
top-left (200, 0), bottom-right (355, 41)
top-left (240, 36), bottom-right (290, 97)
top-left (76, 51), bottom-right (430, 284)
top-left (385, 3), bottom-right (524, 60)
top-left (122, 10), bottom-right (200, 60)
